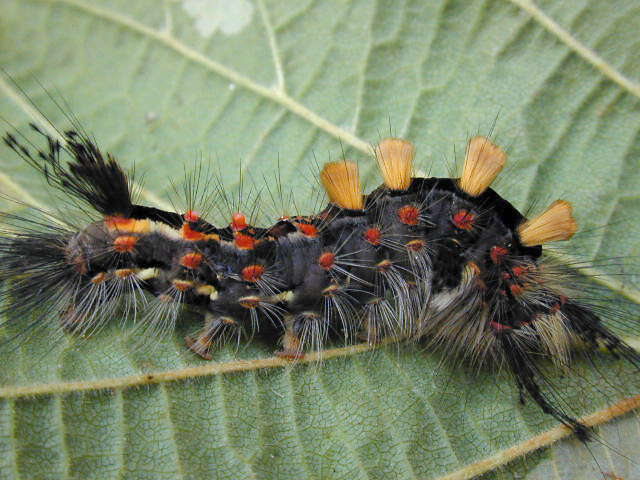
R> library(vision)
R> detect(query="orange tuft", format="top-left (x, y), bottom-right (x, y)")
top-left (374, 138), bottom-right (414, 191)
top-left (459, 136), bottom-right (507, 196)
top-left (320, 161), bottom-right (364, 210)
top-left (518, 200), bottom-right (578, 246)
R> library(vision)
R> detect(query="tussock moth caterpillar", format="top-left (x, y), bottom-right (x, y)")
top-left (0, 93), bottom-right (638, 457)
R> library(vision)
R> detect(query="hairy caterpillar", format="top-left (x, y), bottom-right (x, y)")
top-left (0, 111), bottom-right (638, 447)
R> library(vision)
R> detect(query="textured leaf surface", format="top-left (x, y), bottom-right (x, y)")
top-left (1, 0), bottom-right (640, 479)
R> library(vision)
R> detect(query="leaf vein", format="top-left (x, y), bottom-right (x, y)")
top-left (508, 0), bottom-right (640, 99)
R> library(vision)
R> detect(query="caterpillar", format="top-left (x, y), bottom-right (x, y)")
top-left (1, 116), bottom-right (638, 445)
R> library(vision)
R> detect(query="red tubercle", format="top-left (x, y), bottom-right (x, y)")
top-left (242, 264), bottom-right (265, 282)
top-left (490, 321), bottom-right (512, 332)
top-left (490, 246), bottom-right (509, 264)
top-left (180, 252), bottom-right (203, 269)
top-left (512, 266), bottom-right (525, 277)
top-left (364, 227), bottom-right (382, 245)
top-left (318, 252), bottom-right (335, 270)
top-left (296, 222), bottom-right (318, 237)
top-left (231, 212), bottom-right (248, 232)
top-left (234, 232), bottom-right (256, 249)
top-left (183, 210), bottom-right (200, 222)
top-left (397, 205), bottom-right (420, 226)
top-left (509, 284), bottom-right (524, 296)
top-left (113, 235), bottom-right (138, 253)
top-left (452, 209), bottom-right (475, 231)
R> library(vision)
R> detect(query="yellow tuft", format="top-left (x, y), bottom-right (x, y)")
top-left (374, 138), bottom-right (415, 191)
top-left (519, 200), bottom-right (578, 246)
top-left (320, 161), bottom-right (364, 210)
top-left (459, 136), bottom-right (507, 196)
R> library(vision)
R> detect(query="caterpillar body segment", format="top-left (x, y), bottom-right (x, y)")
top-left (1, 126), bottom-right (638, 441)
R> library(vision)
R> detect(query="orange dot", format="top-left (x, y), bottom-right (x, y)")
top-left (234, 233), bottom-right (255, 250)
top-left (510, 284), bottom-right (524, 296)
top-left (242, 264), bottom-right (265, 282)
top-left (115, 268), bottom-right (135, 278)
top-left (376, 259), bottom-right (392, 272)
top-left (406, 239), bottom-right (425, 251)
top-left (183, 210), bottom-right (200, 222)
top-left (364, 227), bottom-right (381, 245)
top-left (490, 246), bottom-right (509, 264)
top-left (452, 209), bottom-right (475, 231)
top-left (231, 212), bottom-right (248, 231)
top-left (113, 235), bottom-right (138, 253)
top-left (318, 252), bottom-right (335, 270)
top-left (91, 272), bottom-right (107, 284)
top-left (172, 279), bottom-right (193, 291)
top-left (296, 222), bottom-right (318, 237)
top-left (239, 296), bottom-right (260, 309)
top-left (397, 205), bottom-right (420, 226)
top-left (180, 252), bottom-right (203, 269)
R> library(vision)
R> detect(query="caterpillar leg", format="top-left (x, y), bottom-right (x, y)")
top-left (275, 311), bottom-right (325, 359)
top-left (59, 272), bottom-right (123, 335)
top-left (185, 313), bottom-right (241, 360)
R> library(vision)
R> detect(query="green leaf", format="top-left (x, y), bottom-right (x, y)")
top-left (1, 0), bottom-right (640, 479)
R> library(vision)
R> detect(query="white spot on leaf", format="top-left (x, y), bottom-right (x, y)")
top-left (182, 0), bottom-right (254, 37)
